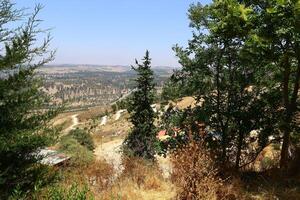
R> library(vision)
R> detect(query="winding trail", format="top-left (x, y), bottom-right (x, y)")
top-left (64, 114), bottom-right (79, 134)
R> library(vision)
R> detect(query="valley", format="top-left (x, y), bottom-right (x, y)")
top-left (39, 64), bottom-right (173, 110)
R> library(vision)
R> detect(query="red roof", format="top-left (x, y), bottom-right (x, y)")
top-left (157, 130), bottom-right (166, 138)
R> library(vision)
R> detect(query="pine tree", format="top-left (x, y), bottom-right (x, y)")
top-left (123, 50), bottom-right (157, 160)
top-left (0, 2), bottom-right (57, 197)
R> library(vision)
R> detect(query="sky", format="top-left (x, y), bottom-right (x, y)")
top-left (15, 0), bottom-right (211, 67)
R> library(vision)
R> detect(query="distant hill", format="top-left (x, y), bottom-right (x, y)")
top-left (40, 64), bottom-right (173, 110)
top-left (40, 64), bottom-right (175, 74)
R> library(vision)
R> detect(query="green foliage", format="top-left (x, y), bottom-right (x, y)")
top-left (69, 128), bottom-right (95, 151)
top-left (161, 79), bottom-right (184, 102)
top-left (260, 157), bottom-right (276, 171)
top-left (0, 1), bottom-right (58, 198)
top-left (111, 104), bottom-right (117, 113)
top-left (7, 166), bottom-right (60, 200)
top-left (123, 51), bottom-right (158, 160)
top-left (116, 97), bottom-right (131, 110)
top-left (164, 0), bottom-right (300, 170)
top-left (237, 0), bottom-right (300, 168)
top-left (46, 184), bottom-right (94, 200)
top-left (169, 0), bottom-right (267, 168)
top-left (59, 137), bottom-right (94, 166)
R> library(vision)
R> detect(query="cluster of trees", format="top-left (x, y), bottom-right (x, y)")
top-left (0, 1), bottom-right (58, 198)
top-left (111, 97), bottom-right (130, 112)
top-left (0, 0), bottom-right (299, 198)
top-left (162, 0), bottom-right (300, 170)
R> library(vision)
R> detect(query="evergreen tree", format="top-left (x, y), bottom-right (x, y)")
top-left (161, 76), bottom-right (186, 103)
top-left (0, 1), bottom-right (57, 197)
top-left (123, 51), bottom-right (157, 160)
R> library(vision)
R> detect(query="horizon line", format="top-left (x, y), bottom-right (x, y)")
top-left (45, 63), bottom-right (180, 68)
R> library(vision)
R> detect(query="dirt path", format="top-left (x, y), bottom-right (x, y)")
top-left (114, 109), bottom-right (126, 120)
top-left (100, 115), bottom-right (107, 126)
top-left (94, 137), bottom-right (172, 178)
top-left (94, 138), bottom-right (124, 174)
top-left (64, 114), bottom-right (79, 134)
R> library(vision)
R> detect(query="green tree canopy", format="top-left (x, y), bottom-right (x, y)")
top-left (165, 0), bottom-right (300, 170)
top-left (123, 51), bottom-right (158, 160)
top-left (0, 1), bottom-right (57, 197)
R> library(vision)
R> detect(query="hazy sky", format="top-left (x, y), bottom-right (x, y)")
top-left (15, 0), bottom-right (211, 67)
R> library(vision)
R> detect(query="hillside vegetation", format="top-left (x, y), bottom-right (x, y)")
top-left (1, 0), bottom-right (300, 200)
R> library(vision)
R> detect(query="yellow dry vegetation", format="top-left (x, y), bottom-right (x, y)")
top-left (169, 96), bottom-right (203, 110)
top-left (78, 105), bottom-right (111, 122)
top-left (51, 112), bottom-right (76, 133)
top-left (96, 157), bottom-right (176, 200)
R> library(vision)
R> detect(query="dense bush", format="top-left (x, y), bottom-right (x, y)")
top-left (59, 136), bottom-right (94, 166)
top-left (171, 141), bottom-right (242, 200)
top-left (69, 128), bottom-right (95, 151)
top-left (260, 157), bottom-right (277, 171)
top-left (46, 184), bottom-right (93, 200)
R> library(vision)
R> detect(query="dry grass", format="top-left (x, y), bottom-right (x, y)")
top-left (85, 160), bottom-right (115, 192)
top-left (97, 157), bottom-right (176, 200)
top-left (171, 141), bottom-right (243, 200)
top-left (174, 96), bottom-right (197, 109)
top-left (51, 112), bottom-right (74, 129)
top-left (78, 106), bottom-right (110, 122)
top-left (39, 156), bottom-right (175, 200)
top-left (33, 142), bottom-right (300, 200)
top-left (92, 114), bottom-right (131, 144)
top-left (34, 160), bottom-right (114, 199)
top-left (239, 169), bottom-right (300, 200)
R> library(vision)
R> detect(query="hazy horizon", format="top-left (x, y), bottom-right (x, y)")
top-left (44, 63), bottom-right (179, 68)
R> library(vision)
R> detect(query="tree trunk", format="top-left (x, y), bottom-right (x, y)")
top-left (280, 123), bottom-right (290, 169)
top-left (215, 47), bottom-right (226, 162)
top-left (235, 131), bottom-right (243, 169)
top-left (280, 52), bottom-right (300, 169)
top-left (280, 53), bottom-right (291, 169)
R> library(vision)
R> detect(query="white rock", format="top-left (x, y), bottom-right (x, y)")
top-left (100, 115), bottom-right (107, 126)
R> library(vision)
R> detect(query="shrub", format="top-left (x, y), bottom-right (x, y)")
top-left (121, 156), bottom-right (161, 188)
top-left (171, 141), bottom-right (241, 200)
top-left (69, 129), bottom-right (95, 151)
top-left (8, 166), bottom-right (61, 200)
top-left (98, 157), bottom-right (175, 200)
top-left (260, 157), bottom-right (276, 171)
top-left (46, 184), bottom-right (94, 200)
top-left (59, 137), bottom-right (94, 166)
top-left (85, 161), bottom-right (114, 191)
